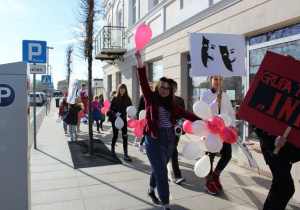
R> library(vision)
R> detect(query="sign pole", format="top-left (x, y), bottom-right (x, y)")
top-left (33, 73), bottom-right (37, 149)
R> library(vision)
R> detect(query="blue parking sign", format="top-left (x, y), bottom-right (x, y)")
top-left (22, 40), bottom-right (47, 63)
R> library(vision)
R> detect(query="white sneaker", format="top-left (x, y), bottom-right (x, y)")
top-left (139, 144), bottom-right (143, 153)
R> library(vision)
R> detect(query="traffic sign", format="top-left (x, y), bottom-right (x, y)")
top-left (41, 75), bottom-right (51, 85)
top-left (22, 40), bottom-right (47, 64)
top-left (30, 64), bottom-right (46, 74)
top-left (49, 83), bottom-right (54, 89)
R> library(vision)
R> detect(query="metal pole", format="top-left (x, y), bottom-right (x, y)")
top-left (33, 74), bottom-right (37, 149)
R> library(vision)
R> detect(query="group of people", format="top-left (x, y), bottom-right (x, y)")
top-left (59, 51), bottom-right (299, 210)
top-left (58, 83), bottom-right (106, 141)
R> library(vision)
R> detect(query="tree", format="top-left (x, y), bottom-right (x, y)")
top-left (66, 44), bottom-right (73, 88)
top-left (75, 0), bottom-right (100, 155)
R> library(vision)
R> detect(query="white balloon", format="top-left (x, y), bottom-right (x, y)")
top-left (218, 112), bottom-right (232, 127)
top-left (191, 120), bottom-right (210, 137)
top-left (194, 155), bottom-right (211, 177)
top-left (205, 134), bottom-right (223, 153)
top-left (126, 106), bottom-right (137, 117)
top-left (193, 101), bottom-right (212, 120)
top-left (139, 110), bottom-right (146, 120)
top-left (198, 139), bottom-right (207, 151)
top-left (182, 141), bottom-right (202, 160)
top-left (115, 116), bottom-right (124, 129)
top-left (56, 117), bottom-right (61, 124)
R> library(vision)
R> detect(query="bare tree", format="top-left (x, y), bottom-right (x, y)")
top-left (66, 44), bottom-right (73, 88)
top-left (75, 0), bottom-right (99, 155)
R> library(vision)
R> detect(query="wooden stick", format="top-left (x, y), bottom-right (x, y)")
top-left (218, 75), bottom-right (221, 109)
top-left (273, 126), bottom-right (291, 155)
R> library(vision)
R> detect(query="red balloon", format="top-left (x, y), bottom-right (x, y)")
top-left (134, 24), bottom-right (152, 50)
top-left (207, 116), bottom-right (225, 133)
top-left (219, 127), bottom-right (238, 143)
top-left (104, 100), bottom-right (110, 108)
top-left (78, 112), bottom-right (85, 118)
top-left (127, 119), bottom-right (138, 128)
top-left (134, 125), bottom-right (143, 138)
top-left (101, 107), bottom-right (109, 114)
top-left (183, 120), bottom-right (194, 134)
top-left (140, 118), bottom-right (146, 127)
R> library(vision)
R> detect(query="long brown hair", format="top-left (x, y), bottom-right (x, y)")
top-left (114, 83), bottom-right (132, 104)
top-left (153, 77), bottom-right (175, 113)
top-left (99, 94), bottom-right (104, 104)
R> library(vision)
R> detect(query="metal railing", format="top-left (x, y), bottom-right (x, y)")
top-left (94, 26), bottom-right (126, 56)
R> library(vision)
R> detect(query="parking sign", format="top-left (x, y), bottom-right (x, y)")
top-left (22, 40), bottom-right (47, 64)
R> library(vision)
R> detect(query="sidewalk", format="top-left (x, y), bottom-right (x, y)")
top-left (30, 101), bottom-right (300, 210)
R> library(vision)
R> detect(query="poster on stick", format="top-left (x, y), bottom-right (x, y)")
top-left (67, 78), bottom-right (78, 104)
top-left (236, 51), bottom-right (300, 148)
top-left (189, 33), bottom-right (246, 77)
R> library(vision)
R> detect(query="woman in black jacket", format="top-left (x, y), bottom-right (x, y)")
top-left (255, 127), bottom-right (300, 210)
top-left (109, 84), bottom-right (132, 161)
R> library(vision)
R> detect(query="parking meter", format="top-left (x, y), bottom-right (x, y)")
top-left (0, 62), bottom-right (31, 209)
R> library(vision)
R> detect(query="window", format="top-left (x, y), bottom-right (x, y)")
top-left (247, 25), bottom-right (300, 142)
top-left (154, 0), bottom-right (159, 6)
top-left (116, 72), bottom-right (122, 86)
top-left (108, 75), bottom-right (112, 95)
top-left (209, 0), bottom-right (222, 6)
top-left (132, 0), bottom-right (136, 24)
top-left (148, 60), bottom-right (163, 84)
top-left (180, 0), bottom-right (184, 9)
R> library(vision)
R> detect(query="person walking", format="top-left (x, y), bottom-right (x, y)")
top-left (99, 94), bottom-right (106, 131)
top-left (135, 50), bottom-right (202, 210)
top-left (108, 84), bottom-right (133, 162)
top-left (171, 80), bottom-right (186, 184)
top-left (255, 128), bottom-right (300, 210)
top-left (200, 75), bottom-right (235, 195)
top-left (58, 95), bottom-right (68, 134)
top-left (65, 98), bottom-right (83, 142)
top-left (92, 96), bottom-right (104, 133)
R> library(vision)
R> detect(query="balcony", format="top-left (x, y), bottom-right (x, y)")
top-left (94, 26), bottom-right (127, 62)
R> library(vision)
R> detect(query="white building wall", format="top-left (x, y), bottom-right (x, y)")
top-left (99, 0), bottom-right (300, 202)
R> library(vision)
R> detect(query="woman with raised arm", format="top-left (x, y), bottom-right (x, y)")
top-left (135, 50), bottom-right (202, 210)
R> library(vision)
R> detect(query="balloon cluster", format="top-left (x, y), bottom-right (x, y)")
top-left (182, 101), bottom-right (238, 177)
top-left (101, 100), bottom-right (111, 114)
top-left (126, 106), bottom-right (146, 138)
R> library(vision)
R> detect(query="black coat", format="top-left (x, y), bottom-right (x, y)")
top-left (255, 128), bottom-right (300, 164)
top-left (108, 96), bottom-right (132, 122)
top-left (67, 104), bottom-right (83, 125)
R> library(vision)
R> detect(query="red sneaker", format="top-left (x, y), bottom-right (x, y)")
top-left (213, 172), bottom-right (223, 190)
top-left (205, 180), bottom-right (218, 195)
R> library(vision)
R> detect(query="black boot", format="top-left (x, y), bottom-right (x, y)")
top-left (111, 146), bottom-right (116, 156)
top-left (124, 151), bottom-right (132, 162)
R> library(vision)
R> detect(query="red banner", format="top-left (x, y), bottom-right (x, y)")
top-left (237, 51), bottom-right (300, 148)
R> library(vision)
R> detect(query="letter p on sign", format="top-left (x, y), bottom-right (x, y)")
top-left (22, 40), bottom-right (47, 64)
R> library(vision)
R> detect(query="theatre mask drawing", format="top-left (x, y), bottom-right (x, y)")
top-left (189, 33), bottom-right (246, 77)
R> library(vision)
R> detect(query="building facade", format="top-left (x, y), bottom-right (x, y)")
top-left (96, 0), bottom-right (300, 202)
top-left (57, 79), bottom-right (88, 95)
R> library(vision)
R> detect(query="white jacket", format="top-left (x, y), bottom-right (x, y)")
top-left (200, 88), bottom-right (235, 127)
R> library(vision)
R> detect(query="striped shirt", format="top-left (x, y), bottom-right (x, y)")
top-left (158, 106), bottom-right (172, 128)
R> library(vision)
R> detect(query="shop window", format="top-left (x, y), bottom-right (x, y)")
top-left (148, 60), bottom-right (163, 84)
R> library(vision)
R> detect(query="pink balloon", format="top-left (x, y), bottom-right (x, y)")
top-left (134, 24), bottom-right (152, 50)
top-left (207, 116), bottom-right (225, 133)
top-left (183, 120), bottom-right (194, 134)
top-left (140, 118), bottom-right (146, 127)
top-left (134, 125), bottom-right (143, 138)
top-left (219, 127), bottom-right (238, 144)
top-left (101, 107), bottom-right (109, 114)
top-left (127, 119), bottom-right (138, 128)
top-left (104, 100), bottom-right (110, 108)
top-left (78, 112), bottom-right (85, 118)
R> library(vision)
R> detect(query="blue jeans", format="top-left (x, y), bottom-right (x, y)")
top-left (69, 125), bottom-right (77, 141)
top-left (62, 112), bottom-right (67, 131)
top-left (145, 128), bottom-right (175, 205)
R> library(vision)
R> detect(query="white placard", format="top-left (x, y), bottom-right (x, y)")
top-left (189, 33), bottom-right (246, 77)
top-left (30, 64), bottom-right (46, 74)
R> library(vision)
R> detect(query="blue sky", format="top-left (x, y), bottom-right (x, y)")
top-left (0, 0), bottom-right (104, 88)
